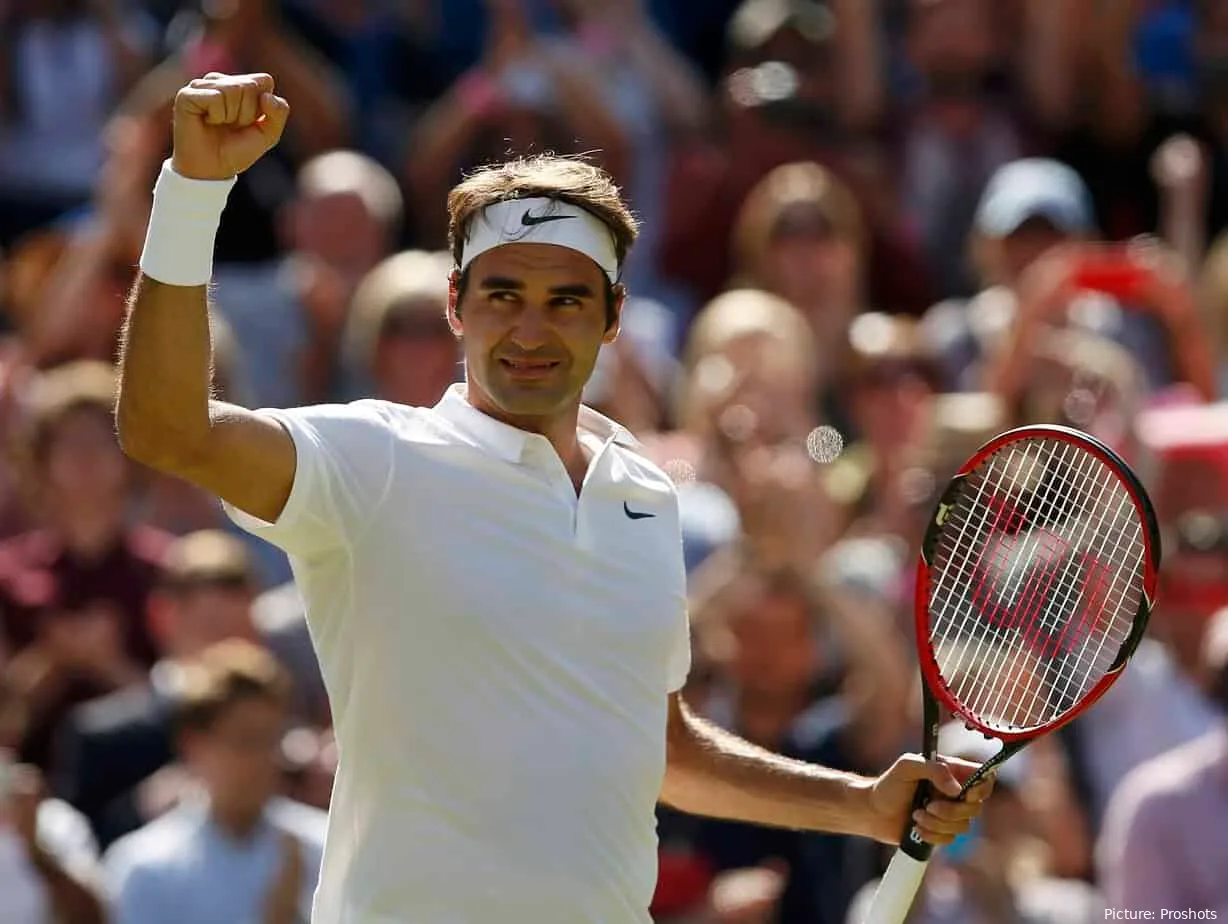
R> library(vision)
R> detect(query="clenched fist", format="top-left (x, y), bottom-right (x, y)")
top-left (172, 72), bottom-right (290, 181)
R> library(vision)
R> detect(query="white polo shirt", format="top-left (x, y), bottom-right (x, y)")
top-left (226, 384), bottom-right (691, 924)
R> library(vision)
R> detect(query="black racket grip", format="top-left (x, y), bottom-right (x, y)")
top-left (899, 779), bottom-right (936, 862)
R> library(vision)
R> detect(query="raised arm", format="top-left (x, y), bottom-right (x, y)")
top-left (115, 72), bottom-right (296, 525)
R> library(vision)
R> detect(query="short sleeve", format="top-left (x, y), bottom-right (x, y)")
top-left (224, 401), bottom-right (396, 559)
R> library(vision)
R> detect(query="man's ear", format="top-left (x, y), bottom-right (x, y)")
top-left (603, 283), bottom-right (627, 344)
top-left (447, 270), bottom-right (463, 336)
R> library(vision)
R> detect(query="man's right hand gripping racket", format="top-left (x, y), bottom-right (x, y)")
top-left (861, 424), bottom-right (1160, 924)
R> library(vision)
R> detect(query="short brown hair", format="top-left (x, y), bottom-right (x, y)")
top-left (446, 154), bottom-right (639, 273)
top-left (21, 360), bottom-right (117, 466)
top-left (676, 289), bottom-right (817, 433)
top-left (175, 639), bottom-right (290, 734)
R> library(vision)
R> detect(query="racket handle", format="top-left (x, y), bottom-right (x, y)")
top-left (859, 849), bottom-right (930, 924)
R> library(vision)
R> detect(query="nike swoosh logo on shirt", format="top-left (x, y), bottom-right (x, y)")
top-left (521, 211), bottom-right (575, 227)
top-left (624, 502), bottom-right (655, 520)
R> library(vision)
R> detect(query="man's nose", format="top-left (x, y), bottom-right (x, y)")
top-left (508, 306), bottom-right (550, 350)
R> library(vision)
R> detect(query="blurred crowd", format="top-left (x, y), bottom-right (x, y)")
top-left (2, 0), bottom-right (1228, 921)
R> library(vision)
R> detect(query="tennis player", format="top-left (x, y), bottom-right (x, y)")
top-left (115, 72), bottom-right (992, 923)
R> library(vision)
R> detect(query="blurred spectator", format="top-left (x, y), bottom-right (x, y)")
top-left (1054, 528), bottom-right (1222, 831)
top-left (876, 0), bottom-right (1086, 296)
top-left (664, 564), bottom-right (909, 924)
top-left (1155, 508), bottom-right (1228, 681)
top-left (2, 111), bottom-right (253, 382)
top-left (891, 0), bottom-right (1028, 297)
top-left (0, 361), bottom-right (170, 771)
top-left (922, 156), bottom-right (1095, 390)
top-left (731, 161), bottom-right (867, 432)
top-left (102, 640), bottom-right (326, 924)
top-left (825, 312), bottom-right (942, 543)
top-left (548, 0), bottom-right (713, 308)
top-left (54, 530), bottom-right (322, 849)
top-left (0, 0), bottom-right (155, 247)
top-left (1059, 0), bottom-right (1228, 244)
top-left (275, 0), bottom-right (450, 166)
top-left (339, 249), bottom-right (458, 404)
top-left (1014, 328), bottom-right (1146, 458)
top-left (1134, 400), bottom-right (1228, 522)
top-left (923, 158), bottom-right (1216, 402)
top-left (0, 674), bottom-right (105, 924)
top-left (211, 149), bottom-right (404, 409)
top-left (670, 288), bottom-right (821, 467)
top-left (6, 110), bottom-right (163, 368)
top-left (661, 3), bottom-right (937, 316)
top-left (116, 0), bottom-right (353, 266)
top-left (847, 722), bottom-right (1104, 924)
top-left (661, 288), bottom-right (845, 574)
top-left (1095, 604), bottom-right (1228, 916)
top-left (405, 0), bottom-right (629, 247)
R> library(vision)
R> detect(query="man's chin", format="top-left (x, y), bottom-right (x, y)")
top-left (487, 382), bottom-right (575, 418)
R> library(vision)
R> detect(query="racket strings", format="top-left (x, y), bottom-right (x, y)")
top-left (927, 438), bottom-right (1145, 733)
top-left (950, 443), bottom-right (1139, 727)
top-left (948, 443), bottom-right (1141, 726)
top-left (968, 446), bottom-right (1134, 723)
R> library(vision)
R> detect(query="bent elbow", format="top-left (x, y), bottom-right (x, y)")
top-left (115, 419), bottom-right (172, 471)
top-left (114, 401), bottom-right (204, 476)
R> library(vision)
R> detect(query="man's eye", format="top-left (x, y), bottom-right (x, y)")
top-left (551, 297), bottom-right (582, 309)
top-left (489, 291), bottom-right (519, 303)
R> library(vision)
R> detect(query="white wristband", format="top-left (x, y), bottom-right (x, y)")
top-left (139, 160), bottom-right (237, 287)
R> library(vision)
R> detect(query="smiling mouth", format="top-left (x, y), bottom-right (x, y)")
top-left (499, 358), bottom-right (561, 374)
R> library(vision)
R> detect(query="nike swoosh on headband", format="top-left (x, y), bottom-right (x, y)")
top-left (521, 211), bottom-right (576, 227)
top-left (460, 197), bottom-right (620, 283)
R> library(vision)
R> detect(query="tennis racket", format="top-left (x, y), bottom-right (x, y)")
top-left (860, 424), bottom-right (1160, 924)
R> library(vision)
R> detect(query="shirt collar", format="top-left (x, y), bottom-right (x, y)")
top-left (434, 383), bottom-right (639, 463)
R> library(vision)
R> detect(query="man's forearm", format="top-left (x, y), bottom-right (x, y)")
top-left (116, 275), bottom-right (216, 467)
top-left (661, 701), bottom-right (875, 838)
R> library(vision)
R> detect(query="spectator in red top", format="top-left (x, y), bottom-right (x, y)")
top-left (0, 360), bottom-right (172, 770)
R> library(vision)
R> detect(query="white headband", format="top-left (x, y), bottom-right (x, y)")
top-left (460, 197), bottom-right (620, 284)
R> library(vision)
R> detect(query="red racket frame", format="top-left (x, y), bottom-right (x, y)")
top-left (914, 424), bottom-right (1160, 744)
